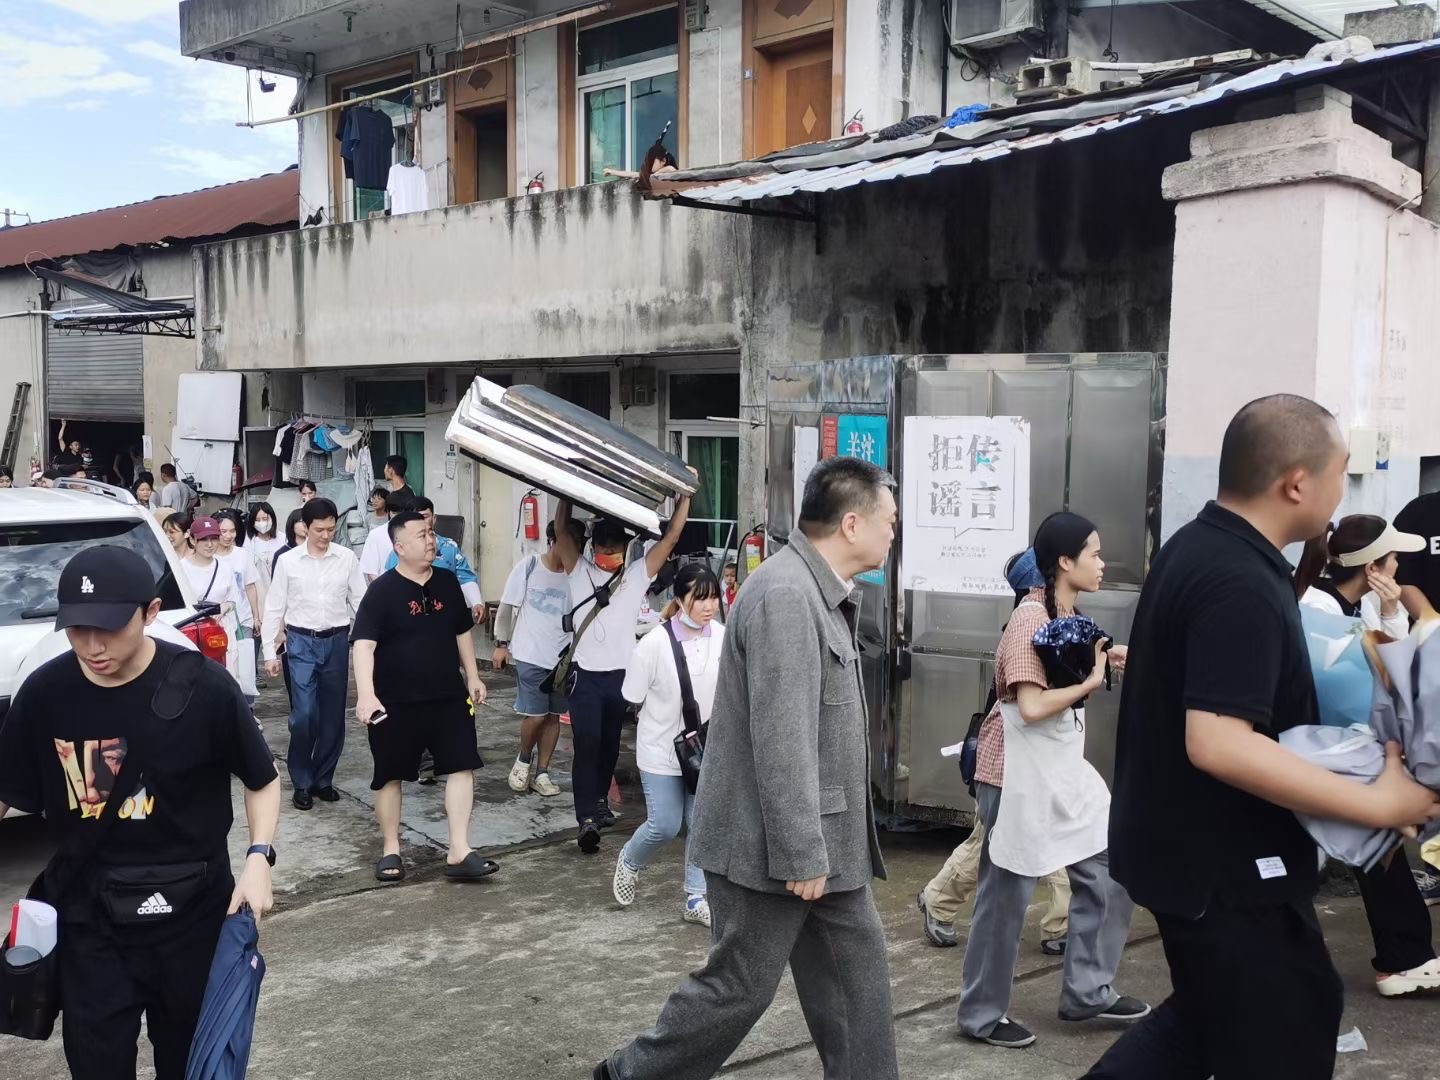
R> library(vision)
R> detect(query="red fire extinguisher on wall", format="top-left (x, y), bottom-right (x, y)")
top-left (519, 491), bottom-right (541, 541)
top-left (526, 172), bottom-right (545, 195)
top-left (741, 526), bottom-right (766, 578)
top-left (231, 462), bottom-right (243, 494)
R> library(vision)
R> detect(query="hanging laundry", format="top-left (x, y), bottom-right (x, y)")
top-left (328, 427), bottom-right (365, 451)
top-left (386, 162), bottom-right (429, 215)
top-left (342, 105), bottom-right (396, 190)
top-left (335, 112), bottom-right (355, 180)
top-left (311, 426), bottom-right (339, 454)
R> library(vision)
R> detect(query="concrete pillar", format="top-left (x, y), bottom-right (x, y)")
top-left (1160, 85), bottom-right (1427, 538)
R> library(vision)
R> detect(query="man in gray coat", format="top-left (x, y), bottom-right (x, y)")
top-left (596, 456), bottom-right (900, 1080)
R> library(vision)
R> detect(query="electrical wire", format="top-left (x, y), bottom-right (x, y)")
top-left (1103, 0), bottom-right (1120, 63)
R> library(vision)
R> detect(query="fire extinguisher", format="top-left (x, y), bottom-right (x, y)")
top-left (843, 110), bottom-right (864, 136)
top-left (519, 491), bottom-right (541, 541)
top-left (526, 172), bottom-right (545, 195)
top-left (741, 526), bottom-right (766, 578)
top-left (231, 462), bottom-right (243, 494)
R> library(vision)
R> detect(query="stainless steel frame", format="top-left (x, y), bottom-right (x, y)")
top-left (766, 353), bottom-right (1166, 825)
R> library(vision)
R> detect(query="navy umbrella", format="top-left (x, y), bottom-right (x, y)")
top-left (184, 907), bottom-right (266, 1080)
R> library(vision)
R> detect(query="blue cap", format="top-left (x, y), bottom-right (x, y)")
top-left (1006, 548), bottom-right (1044, 591)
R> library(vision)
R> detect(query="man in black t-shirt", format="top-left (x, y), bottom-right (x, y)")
top-left (352, 512), bottom-right (497, 883)
top-left (1394, 491), bottom-right (1440, 618)
top-left (1084, 396), bottom-right (1440, 1080)
top-left (0, 546), bottom-right (280, 1080)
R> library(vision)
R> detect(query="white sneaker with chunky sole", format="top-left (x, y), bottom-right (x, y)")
top-left (1377, 957), bottom-right (1440, 997)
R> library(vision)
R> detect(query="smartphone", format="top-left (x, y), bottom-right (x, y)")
top-left (367, 709), bottom-right (387, 725)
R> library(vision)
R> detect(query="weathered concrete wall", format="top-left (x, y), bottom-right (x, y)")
top-left (195, 184), bottom-right (744, 372)
top-left (515, 28), bottom-right (561, 192)
top-left (1163, 90), bottom-right (1434, 538)
top-left (847, 0), bottom-right (947, 127)
top-left (733, 119), bottom-right (1185, 536)
top-left (687, 0), bottom-right (745, 167)
top-left (0, 269), bottom-right (45, 480)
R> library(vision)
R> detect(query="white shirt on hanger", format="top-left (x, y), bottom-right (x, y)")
top-left (386, 163), bottom-right (429, 215)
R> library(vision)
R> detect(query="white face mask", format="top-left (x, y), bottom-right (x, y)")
top-left (254, 517), bottom-right (273, 535)
top-left (678, 603), bottom-right (705, 631)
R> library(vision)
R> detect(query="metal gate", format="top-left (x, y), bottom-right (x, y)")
top-left (767, 353), bottom-right (1165, 824)
top-left (45, 322), bottom-right (143, 423)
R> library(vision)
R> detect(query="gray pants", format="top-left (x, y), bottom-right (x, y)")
top-left (608, 873), bottom-right (900, 1080)
top-left (957, 782), bottom-right (1134, 1038)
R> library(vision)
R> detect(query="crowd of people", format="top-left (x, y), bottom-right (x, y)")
top-left (8, 396), bottom-right (1440, 1080)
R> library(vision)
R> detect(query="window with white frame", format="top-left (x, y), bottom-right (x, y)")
top-left (577, 8), bottom-right (679, 184)
top-left (340, 75), bottom-right (417, 221)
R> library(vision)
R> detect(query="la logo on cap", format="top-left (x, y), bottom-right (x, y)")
top-left (80, 576), bottom-right (95, 594)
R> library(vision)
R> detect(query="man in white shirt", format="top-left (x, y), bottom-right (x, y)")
top-left (262, 497), bottom-right (368, 811)
top-left (553, 479), bottom-right (694, 854)
top-left (360, 489), bottom-right (416, 583)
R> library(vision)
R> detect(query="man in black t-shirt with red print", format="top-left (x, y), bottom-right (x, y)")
top-left (352, 511), bottom-right (498, 884)
top-left (0, 547), bottom-right (280, 1080)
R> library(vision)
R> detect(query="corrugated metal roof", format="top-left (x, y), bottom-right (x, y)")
top-left (653, 39), bottom-right (1440, 207)
top-left (1246, 0), bottom-right (1414, 38)
top-left (0, 169), bottom-right (299, 271)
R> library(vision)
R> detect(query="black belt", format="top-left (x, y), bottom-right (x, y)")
top-left (286, 625), bottom-right (348, 639)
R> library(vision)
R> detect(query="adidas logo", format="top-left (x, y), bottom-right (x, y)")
top-left (135, 892), bottom-right (172, 916)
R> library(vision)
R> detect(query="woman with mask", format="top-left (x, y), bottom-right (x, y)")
top-left (1295, 515), bottom-right (1440, 997)
top-left (247, 501), bottom-right (282, 566)
top-left (179, 517), bottom-right (243, 681)
top-left (957, 512), bottom-right (1148, 1051)
top-left (612, 564), bottom-right (726, 928)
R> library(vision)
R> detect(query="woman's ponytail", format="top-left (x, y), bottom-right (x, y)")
top-left (1294, 523), bottom-right (1335, 600)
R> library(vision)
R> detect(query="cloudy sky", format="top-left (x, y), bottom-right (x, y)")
top-left (1, 0), bottom-right (298, 224)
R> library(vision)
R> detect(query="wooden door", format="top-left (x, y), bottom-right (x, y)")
top-left (757, 41), bottom-right (833, 156)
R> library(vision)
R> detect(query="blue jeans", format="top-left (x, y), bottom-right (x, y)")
top-left (620, 770), bottom-right (706, 897)
top-left (285, 629), bottom-right (349, 792)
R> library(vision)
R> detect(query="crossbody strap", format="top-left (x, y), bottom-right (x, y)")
top-left (664, 621), bottom-right (703, 735)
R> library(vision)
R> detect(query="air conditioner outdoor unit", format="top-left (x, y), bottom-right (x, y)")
top-left (950, 0), bottom-right (1043, 50)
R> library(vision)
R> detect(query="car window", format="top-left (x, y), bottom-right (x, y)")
top-left (0, 519), bottom-right (186, 626)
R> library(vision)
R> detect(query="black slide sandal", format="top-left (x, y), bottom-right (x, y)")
top-left (375, 854), bottom-right (405, 882)
top-left (445, 852), bottom-right (500, 881)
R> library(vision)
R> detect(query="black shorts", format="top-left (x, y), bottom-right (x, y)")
top-left (367, 696), bottom-right (483, 789)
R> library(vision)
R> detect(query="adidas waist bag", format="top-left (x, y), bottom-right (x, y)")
top-left (97, 861), bottom-right (211, 926)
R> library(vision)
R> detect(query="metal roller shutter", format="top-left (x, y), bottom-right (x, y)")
top-left (45, 323), bottom-right (144, 423)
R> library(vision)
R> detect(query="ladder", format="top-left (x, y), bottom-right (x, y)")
top-left (2, 381), bottom-right (31, 473)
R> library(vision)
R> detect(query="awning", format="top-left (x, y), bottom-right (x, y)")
top-left (31, 264), bottom-right (194, 338)
top-left (647, 39), bottom-right (1440, 210)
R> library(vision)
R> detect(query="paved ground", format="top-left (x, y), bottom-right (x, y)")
top-left (3, 663), bottom-right (1439, 1079)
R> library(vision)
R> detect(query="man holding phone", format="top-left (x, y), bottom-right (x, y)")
top-left (351, 511), bottom-right (496, 883)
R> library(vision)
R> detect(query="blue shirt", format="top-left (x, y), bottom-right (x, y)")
top-left (383, 533), bottom-right (478, 587)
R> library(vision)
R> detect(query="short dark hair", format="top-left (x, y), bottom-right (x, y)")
top-left (591, 517), bottom-right (632, 551)
top-left (0, 465), bottom-right (12, 481)
top-left (302, 497), bottom-right (339, 526)
top-left (385, 489), bottom-right (417, 515)
top-left (284, 508), bottom-right (306, 546)
top-left (385, 455), bottom-right (407, 480)
top-left (388, 510), bottom-right (427, 545)
top-left (137, 470), bottom-right (154, 487)
top-left (545, 518), bottom-right (586, 546)
top-left (798, 457), bottom-right (896, 538)
top-left (413, 496), bottom-right (435, 514)
top-left (160, 463), bottom-right (177, 479)
top-left (297, 479), bottom-right (318, 494)
top-left (1217, 394), bottom-right (1341, 498)
top-left (370, 485), bottom-right (389, 502)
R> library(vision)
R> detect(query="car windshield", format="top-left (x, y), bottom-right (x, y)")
top-left (0, 519), bottom-right (184, 626)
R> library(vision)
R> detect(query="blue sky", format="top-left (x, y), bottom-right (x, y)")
top-left (1, 0), bottom-right (298, 224)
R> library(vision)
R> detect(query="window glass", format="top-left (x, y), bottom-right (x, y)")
top-left (579, 10), bottom-right (678, 74)
top-left (629, 72), bottom-right (679, 169)
top-left (342, 75), bottom-right (416, 220)
top-left (669, 374), bottom-right (739, 420)
top-left (354, 380), bottom-right (425, 417)
top-left (585, 85), bottom-right (627, 183)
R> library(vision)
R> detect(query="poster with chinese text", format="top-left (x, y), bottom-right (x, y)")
top-left (901, 415), bottom-right (1031, 596)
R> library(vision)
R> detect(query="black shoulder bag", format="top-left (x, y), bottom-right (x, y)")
top-left (666, 622), bottom-right (707, 795)
top-left (958, 682), bottom-right (997, 798)
top-left (0, 649), bottom-right (208, 1042)
top-left (540, 566), bottom-right (624, 696)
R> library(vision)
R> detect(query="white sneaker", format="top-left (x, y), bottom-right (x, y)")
top-left (683, 895), bottom-right (712, 928)
top-left (530, 771), bottom-right (561, 797)
top-left (1377, 956), bottom-right (1440, 997)
top-left (507, 758), bottom-right (532, 793)
top-left (612, 854), bottom-right (639, 907)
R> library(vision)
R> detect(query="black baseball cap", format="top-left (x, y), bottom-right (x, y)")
top-left (55, 547), bottom-right (157, 632)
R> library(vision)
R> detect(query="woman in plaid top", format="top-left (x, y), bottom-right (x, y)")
top-left (955, 513), bottom-right (1148, 1051)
